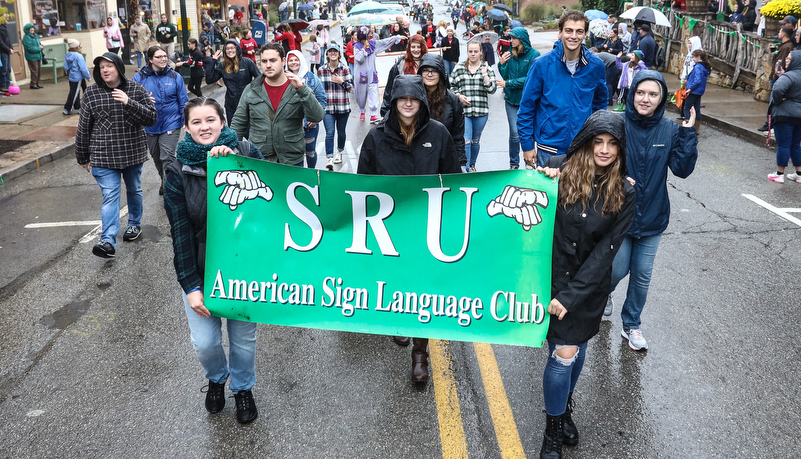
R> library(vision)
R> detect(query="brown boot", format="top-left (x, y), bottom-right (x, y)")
top-left (411, 338), bottom-right (429, 382)
top-left (695, 120), bottom-right (701, 135)
top-left (392, 336), bottom-right (411, 347)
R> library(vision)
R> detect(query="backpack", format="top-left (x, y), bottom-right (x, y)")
top-left (655, 44), bottom-right (665, 68)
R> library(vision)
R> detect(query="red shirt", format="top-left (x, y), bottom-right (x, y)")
top-left (264, 79), bottom-right (290, 111)
top-left (345, 40), bottom-right (355, 64)
top-left (240, 38), bottom-right (258, 62)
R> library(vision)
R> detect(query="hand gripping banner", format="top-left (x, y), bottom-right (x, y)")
top-left (205, 155), bottom-right (557, 347)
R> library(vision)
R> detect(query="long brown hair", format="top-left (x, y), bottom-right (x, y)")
top-left (425, 74), bottom-right (445, 120)
top-left (404, 35), bottom-right (428, 74)
top-left (558, 138), bottom-right (626, 215)
top-left (399, 114), bottom-right (419, 147)
top-left (223, 42), bottom-right (240, 74)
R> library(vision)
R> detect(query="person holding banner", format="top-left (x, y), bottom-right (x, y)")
top-left (535, 110), bottom-right (636, 459)
top-left (164, 97), bottom-right (265, 424)
top-left (357, 74), bottom-right (460, 382)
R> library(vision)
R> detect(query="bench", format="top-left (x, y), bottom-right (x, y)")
top-left (40, 42), bottom-right (68, 84)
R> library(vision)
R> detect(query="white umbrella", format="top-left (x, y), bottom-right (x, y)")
top-left (468, 31), bottom-right (499, 46)
top-left (620, 7), bottom-right (671, 27)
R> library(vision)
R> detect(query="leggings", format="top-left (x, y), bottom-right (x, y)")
top-left (188, 75), bottom-right (203, 97)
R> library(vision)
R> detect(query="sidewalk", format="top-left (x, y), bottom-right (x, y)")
top-left (0, 61), bottom-right (773, 185)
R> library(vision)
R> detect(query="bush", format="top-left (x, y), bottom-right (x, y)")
top-left (521, 3), bottom-right (546, 22)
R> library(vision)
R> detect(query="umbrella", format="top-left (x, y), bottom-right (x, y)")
top-left (486, 9), bottom-right (507, 21)
top-left (619, 6), bottom-right (671, 27)
top-left (589, 18), bottom-right (611, 37)
top-left (468, 31), bottom-right (499, 46)
top-left (281, 19), bottom-right (309, 31)
top-left (492, 3), bottom-right (513, 14)
top-left (308, 19), bottom-right (330, 28)
top-left (511, 20), bottom-right (523, 28)
top-left (298, 3), bottom-right (315, 11)
top-left (349, 1), bottom-right (394, 15)
top-left (341, 13), bottom-right (396, 26)
top-left (583, 9), bottom-right (608, 21)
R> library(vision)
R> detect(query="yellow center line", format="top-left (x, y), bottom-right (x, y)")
top-left (473, 342), bottom-right (527, 459)
top-left (430, 339), bottom-right (469, 459)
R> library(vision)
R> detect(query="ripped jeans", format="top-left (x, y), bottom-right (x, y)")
top-left (542, 341), bottom-right (587, 416)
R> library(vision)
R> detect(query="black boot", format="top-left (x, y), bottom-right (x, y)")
top-left (539, 413), bottom-right (564, 459)
top-left (563, 392), bottom-right (579, 446)
top-left (411, 338), bottom-right (429, 383)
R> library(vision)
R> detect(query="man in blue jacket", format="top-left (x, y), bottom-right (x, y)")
top-left (518, 10), bottom-right (608, 167)
top-left (636, 24), bottom-right (656, 69)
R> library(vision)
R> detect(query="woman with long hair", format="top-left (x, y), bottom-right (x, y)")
top-left (389, 23), bottom-right (408, 52)
top-left (103, 16), bottom-right (124, 56)
top-left (418, 54), bottom-right (466, 169)
top-left (381, 34), bottom-right (426, 116)
top-left (536, 110), bottom-right (636, 458)
top-left (358, 75), bottom-right (460, 382)
top-left (176, 38), bottom-right (205, 97)
top-left (205, 39), bottom-right (261, 126)
top-left (450, 41), bottom-right (497, 172)
top-left (353, 26), bottom-right (403, 123)
top-left (164, 97), bottom-right (264, 425)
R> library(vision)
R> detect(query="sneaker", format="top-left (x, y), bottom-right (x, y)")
top-left (612, 103), bottom-right (625, 112)
top-left (326, 157), bottom-right (334, 170)
top-left (62, 109), bottom-right (71, 115)
top-left (334, 150), bottom-right (343, 164)
top-left (370, 115), bottom-right (379, 123)
top-left (123, 225), bottom-right (141, 241)
top-left (359, 112), bottom-right (365, 121)
top-left (786, 172), bottom-right (801, 183)
top-left (510, 165), bottom-right (519, 170)
top-left (757, 123), bottom-right (770, 132)
top-left (203, 380), bottom-right (226, 414)
top-left (469, 165), bottom-right (477, 173)
top-left (621, 328), bottom-right (648, 351)
top-left (92, 241), bottom-right (115, 258)
top-left (234, 390), bottom-right (258, 424)
top-left (768, 173), bottom-right (785, 183)
top-left (603, 294), bottom-right (614, 317)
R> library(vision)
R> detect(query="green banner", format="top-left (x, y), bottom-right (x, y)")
top-left (205, 155), bottom-right (557, 348)
top-left (688, 17), bottom-right (698, 33)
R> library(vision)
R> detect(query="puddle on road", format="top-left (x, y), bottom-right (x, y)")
top-left (39, 300), bottom-right (90, 330)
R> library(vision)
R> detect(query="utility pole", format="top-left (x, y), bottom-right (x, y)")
top-left (180, 0), bottom-right (190, 52)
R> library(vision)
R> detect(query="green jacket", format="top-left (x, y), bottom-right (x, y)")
top-left (498, 27), bottom-right (540, 106)
top-left (231, 76), bottom-right (325, 165)
top-left (22, 24), bottom-right (43, 61)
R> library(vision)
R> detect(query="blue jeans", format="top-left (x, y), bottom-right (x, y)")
top-left (683, 93), bottom-right (702, 121)
top-left (464, 115), bottom-right (488, 167)
top-left (0, 52), bottom-right (10, 89)
top-left (305, 122), bottom-right (320, 168)
top-left (772, 122), bottom-right (801, 168)
top-left (183, 292), bottom-right (257, 392)
top-left (611, 234), bottom-right (662, 330)
top-left (135, 51), bottom-right (145, 68)
top-left (91, 164), bottom-right (143, 247)
top-left (505, 101), bottom-right (521, 168)
top-left (542, 341), bottom-right (587, 416)
top-left (444, 59), bottom-right (456, 78)
top-left (324, 112), bottom-right (349, 157)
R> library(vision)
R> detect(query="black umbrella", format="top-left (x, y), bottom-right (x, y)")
top-left (281, 18), bottom-right (310, 32)
top-left (492, 3), bottom-right (513, 14)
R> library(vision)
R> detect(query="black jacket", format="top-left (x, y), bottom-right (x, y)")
top-left (358, 75), bottom-right (460, 175)
top-left (417, 54), bottom-right (466, 167)
top-left (205, 40), bottom-right (261, 118)
top-left (441, 36), bottom-right (460, 62)
top-left (546, 110), bottom-right (636, 345)
top-left (0, 24), bottom-right (11, 55)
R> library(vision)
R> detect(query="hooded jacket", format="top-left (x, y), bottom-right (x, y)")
top-left (685, 61), bottom-right (709, 96)
top-left (64, 49), bottom-right (91, 82)
top-left (680, 36), bottom-right (703, 83)
top-left (624, 71), bottom-right (697, 238)
top-left (517, 41), bottom-right (608, 154)
top-left (358, 75), bottom-right (460, 175)
top-left (770, 50), bottom-right (801, 123)
top-left (205, 39), bottom-right (262, 121)
top-left (75, 53), bottom-right (157, 169)
top-left (132, 64), bottom-right (188, 134)
top-left (287, 50), bottom-right (328, 115)
top-left (497, 27), bottom-right (541, 106)
top-left (22, 24), bottom-right (43, 61)
top-left (417, 54), bottom-right (466, 166)
top-left (545, 110), bottom-right (636, 345)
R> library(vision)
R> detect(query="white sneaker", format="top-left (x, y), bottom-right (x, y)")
top-left (326, 157), bottom-right (334, 170)
top-left (333, 150), bottom-right (343, 164)
top-left (768, 173), bottom-right (785, 183)
top-left (786, 172), bottom-right (801, 183)
top-left (603, 295), bottom-right (614, 318)
top-left (622, 328), bottom-right (648, 351)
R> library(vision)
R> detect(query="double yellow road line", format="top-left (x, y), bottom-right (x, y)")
top-left (430, 340), bottom-right (527, 459)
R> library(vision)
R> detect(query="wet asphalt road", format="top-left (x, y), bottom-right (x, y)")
top-left (2, 8), bottom-right (801, 459)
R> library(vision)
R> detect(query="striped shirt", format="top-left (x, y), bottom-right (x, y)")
top-left (317, 62), bottom-right (353, 114)
top-left (449, 61), bottom-right (497, 117)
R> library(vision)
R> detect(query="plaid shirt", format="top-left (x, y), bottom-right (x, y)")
top-left (317, 62), bottom-right (353, 114)
top-left (75, 79), bottom-right (157, 169)
top-left (449, 62), bottom-right (497, 117)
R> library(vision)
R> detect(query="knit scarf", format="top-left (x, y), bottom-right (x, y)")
top-left (176, 126), bottom-right (239, 166)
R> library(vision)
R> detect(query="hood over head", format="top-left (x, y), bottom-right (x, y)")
top-left (566, 110), bottom-right (627, 175)
top-left (619, 23), bottom-right (628, 35)
top-left (510, 27), bottom-right (532, 51)
top-left (417, 53), bottom-right (449, 89)
top-left (625, 70), bottom-right (668, 128)
top-left (387, 74), bottom-right (430, 129)
top-left (688, 36), bottom-right (702, 53)
top-left (286, 50), bottom-right (310, 77)
top-left (93, 52), bottom-right (127, 90)
top-left (223, 39), bottom-right (242, 57)
top-left (785, 49), bottom-right (801, 72)
top-left (24, 23), bottom-right (36, 35)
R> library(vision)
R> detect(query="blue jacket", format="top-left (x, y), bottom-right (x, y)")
top-left (624, 71), bottom-right (698, 238)
top-left (63, 51), bottom-right (91, 82)
top-left (517, 41), bottom-right (608, 153)
top-left (685, 63), bottom-right (709, 96)
top-left (637, 33), bottom-right (656, 68)
top-left (132, 65), bottom-right (188, 134)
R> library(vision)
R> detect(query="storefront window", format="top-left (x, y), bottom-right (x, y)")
top-left (0, 0), bottom-right (19, 45)
top-left (31, 0), bottom-right (61, 36)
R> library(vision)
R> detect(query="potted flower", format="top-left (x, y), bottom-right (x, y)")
top-left (761, 0), bottom-right (801, 36)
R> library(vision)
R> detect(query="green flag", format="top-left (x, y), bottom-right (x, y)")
top-left (204, 156), bottom-right (558, 348)
top-left (688, 17), bottom-right (698, 32)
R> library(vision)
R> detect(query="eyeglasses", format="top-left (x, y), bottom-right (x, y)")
top-left (153, 55), bottom-right (168, 59)
top-left (421, 69), bottom-right (438, 76)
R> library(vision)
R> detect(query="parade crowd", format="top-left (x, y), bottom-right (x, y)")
top-left (57, 4), bottom-right (709, 458)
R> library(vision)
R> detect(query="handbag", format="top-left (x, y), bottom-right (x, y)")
top-left (674, 87), bottom-right (687, 110)
top-left (41, 56), bottom-right (48, 65)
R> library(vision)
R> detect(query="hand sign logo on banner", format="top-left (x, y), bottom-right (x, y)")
top-left (214, 170), bottom-right (274, 211)
top-left (486, 185), bottom-right (550, 231)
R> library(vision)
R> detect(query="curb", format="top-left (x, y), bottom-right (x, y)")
top-left (0, 140), bottom-right (75, 185)
top-left (664, 103), bottom-right (774, 149)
